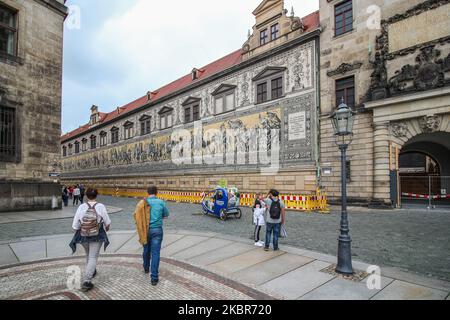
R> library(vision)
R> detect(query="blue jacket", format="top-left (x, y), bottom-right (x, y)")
top-left (147, 196), bottom-right (170, 228)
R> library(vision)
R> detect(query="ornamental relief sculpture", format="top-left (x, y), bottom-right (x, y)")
top-left (419, 115), bottom-right (442, 133)
top-left (390, 122), bottom-right (409, 138)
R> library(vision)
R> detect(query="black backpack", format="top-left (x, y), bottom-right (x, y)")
top-left (269, 200), bottom-right (281, 219)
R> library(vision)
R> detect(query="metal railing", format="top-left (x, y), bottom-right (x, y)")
top-left (400, 176), bottom-right (450, 210)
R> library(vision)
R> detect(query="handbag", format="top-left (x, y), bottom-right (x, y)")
top-left (280, 225), bottom-right (287, 238)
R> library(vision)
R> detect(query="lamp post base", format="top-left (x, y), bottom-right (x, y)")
top-left (336, 235), bottom-right (354, 275)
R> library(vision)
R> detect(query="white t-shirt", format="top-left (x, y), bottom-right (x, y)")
top-left (72, 202), bottom-right (111, 231)
top-left (73, 188), bottom-right (81, 196)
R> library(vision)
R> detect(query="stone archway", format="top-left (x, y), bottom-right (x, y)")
top-left (386, 115), bottom-right (450, 207)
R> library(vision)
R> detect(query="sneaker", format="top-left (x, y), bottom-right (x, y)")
top-left (82, 282), bottom-right (94, 292)
top-left (274, 248), bottom-right (280, 251)
top-left (254, 242), bottom-right (263, 247)
top-left (258, 241), bottom-right (265, 246)
top-left (264, 247), bottom-right (269, 252)
top-left (144, 269), bottom-right (150, 274)
top-left (151, 279), bottom-right (159, 286)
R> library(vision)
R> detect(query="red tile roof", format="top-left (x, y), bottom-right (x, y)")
top-left (61, 11), bottom-right (320, 143)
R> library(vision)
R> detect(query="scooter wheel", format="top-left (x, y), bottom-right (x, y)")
top-left (235, 208), bottom-right (242, 219)
top-left (220, 209), bottom-right (228, 221)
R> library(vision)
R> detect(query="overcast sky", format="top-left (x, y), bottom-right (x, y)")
top-left (62, 0), bottom-right (319, 134)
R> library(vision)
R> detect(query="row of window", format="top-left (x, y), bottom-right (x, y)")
top-left (60, 75), bottom-right (356, 158)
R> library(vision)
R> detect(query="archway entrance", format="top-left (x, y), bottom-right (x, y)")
top-left (399, 132), bottom-right (450, 209)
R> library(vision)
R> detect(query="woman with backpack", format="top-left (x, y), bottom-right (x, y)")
top-left (70, 188), bottom-right (111, 292)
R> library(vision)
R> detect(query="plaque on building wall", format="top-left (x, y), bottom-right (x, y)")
top-left (388, 3), bottom-right (450, 53)
top-left (288, 111), bottom-right (306, 141)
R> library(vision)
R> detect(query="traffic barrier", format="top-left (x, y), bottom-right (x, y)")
top-left (96, 188), bottom-right (329, 213)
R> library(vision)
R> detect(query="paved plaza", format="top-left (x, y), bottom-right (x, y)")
top-left (0, 196), bottom-right (449, 300)
top-left (0, 196), bottom-right (449, 283)
top-left (1, 230), bottom-right (449, 300)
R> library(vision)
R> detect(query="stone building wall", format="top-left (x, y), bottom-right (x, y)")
top-left (0, 0), bottom-right (67, 212)
top-left (320, 0), bottom-right (450, 206)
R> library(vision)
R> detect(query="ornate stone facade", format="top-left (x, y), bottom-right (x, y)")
top-left (0, 0), bottom-right (67, 212)
top-left (320, 0), bottom-right (450, 206)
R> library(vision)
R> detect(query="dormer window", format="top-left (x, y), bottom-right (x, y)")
top-left (123, 121), bottom-right (134, 140)
top-left (260, 29), bottom-right (268, 45)
top-left (212, 84), bottom-right (236, 115)
top-left (158, 107), bottom-right (174, 130)
top-left (90, 105), bottom-right (99, 125)
top-left (192, 68), bottom-right (199, 80)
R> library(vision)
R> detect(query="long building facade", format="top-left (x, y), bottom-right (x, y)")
top-left (0, 0), bottom-right (67, 212)
top-left (60, 0), bottom-right (322, 196)
top-left (61, 0), bottom-right (450, 208)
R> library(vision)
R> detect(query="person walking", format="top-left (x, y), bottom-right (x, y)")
top-left (62, 186), bottom-right (69, 207)
top-left (70, 188), bottom-right (111, 292)
top-left (264, 189), bottom-right (286, 252)
top-left (139, 186), bottom-right (169, 286)
top-left (73, 185), bottom-right (81, 206)
top-left (79, 184), bottom-right (86, 204)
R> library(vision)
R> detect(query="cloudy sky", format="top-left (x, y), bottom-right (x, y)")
top-left (62, 0), bottom-right (319, 134)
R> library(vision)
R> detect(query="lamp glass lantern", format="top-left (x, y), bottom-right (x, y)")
top-left (331, 98), bottom-right (355, 138)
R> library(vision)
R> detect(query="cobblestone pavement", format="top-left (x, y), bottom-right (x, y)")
top-left (0, 255), bottom-right (276, 300)
top-left (0, 196), bottom-right (449, 282)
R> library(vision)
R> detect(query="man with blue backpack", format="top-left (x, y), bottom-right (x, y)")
top-left (264, 189), bottom-right (286, 252)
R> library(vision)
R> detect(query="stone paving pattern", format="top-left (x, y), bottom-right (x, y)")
top-left (0, 196), bottom-right (449, 283)
top-left (0, 230), bottom-right (449, 300)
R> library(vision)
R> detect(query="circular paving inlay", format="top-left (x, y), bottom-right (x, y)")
top-left (0, 255), bottom-right (276, 300)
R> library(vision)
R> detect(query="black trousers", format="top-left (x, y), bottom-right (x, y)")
top-left (254, 225), bottom-right (262, 242)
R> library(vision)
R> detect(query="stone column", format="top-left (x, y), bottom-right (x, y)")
top-left (372, 122), bottom-right (392, 206)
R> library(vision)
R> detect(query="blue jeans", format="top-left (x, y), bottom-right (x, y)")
top-left (143, 227), bottom-right (163, 281)
top-left (265, 223), bottom-right (281, 250)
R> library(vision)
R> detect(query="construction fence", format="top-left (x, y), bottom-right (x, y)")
top-left (96, 187), bottom-right (330, 213)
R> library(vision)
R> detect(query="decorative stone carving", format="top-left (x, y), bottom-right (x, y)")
top-left (388, 45), bottom-right (446, 95)
top-left (390, 122), bottom-right (408, 138)
top-left (327, 62), bottom-right (363, 77)
top-left (366, 0), bottom-right (450, 102)
top-left (420, 115), bottom-right (441, 133)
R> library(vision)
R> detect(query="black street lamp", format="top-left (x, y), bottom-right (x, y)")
top-left (330, 98), bottom-right (355, 276)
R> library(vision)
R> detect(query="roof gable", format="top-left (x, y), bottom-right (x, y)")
top-left (253, 0), bottom-right (283, 16)
top-left (252, 66), bottom-right (286, 81)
